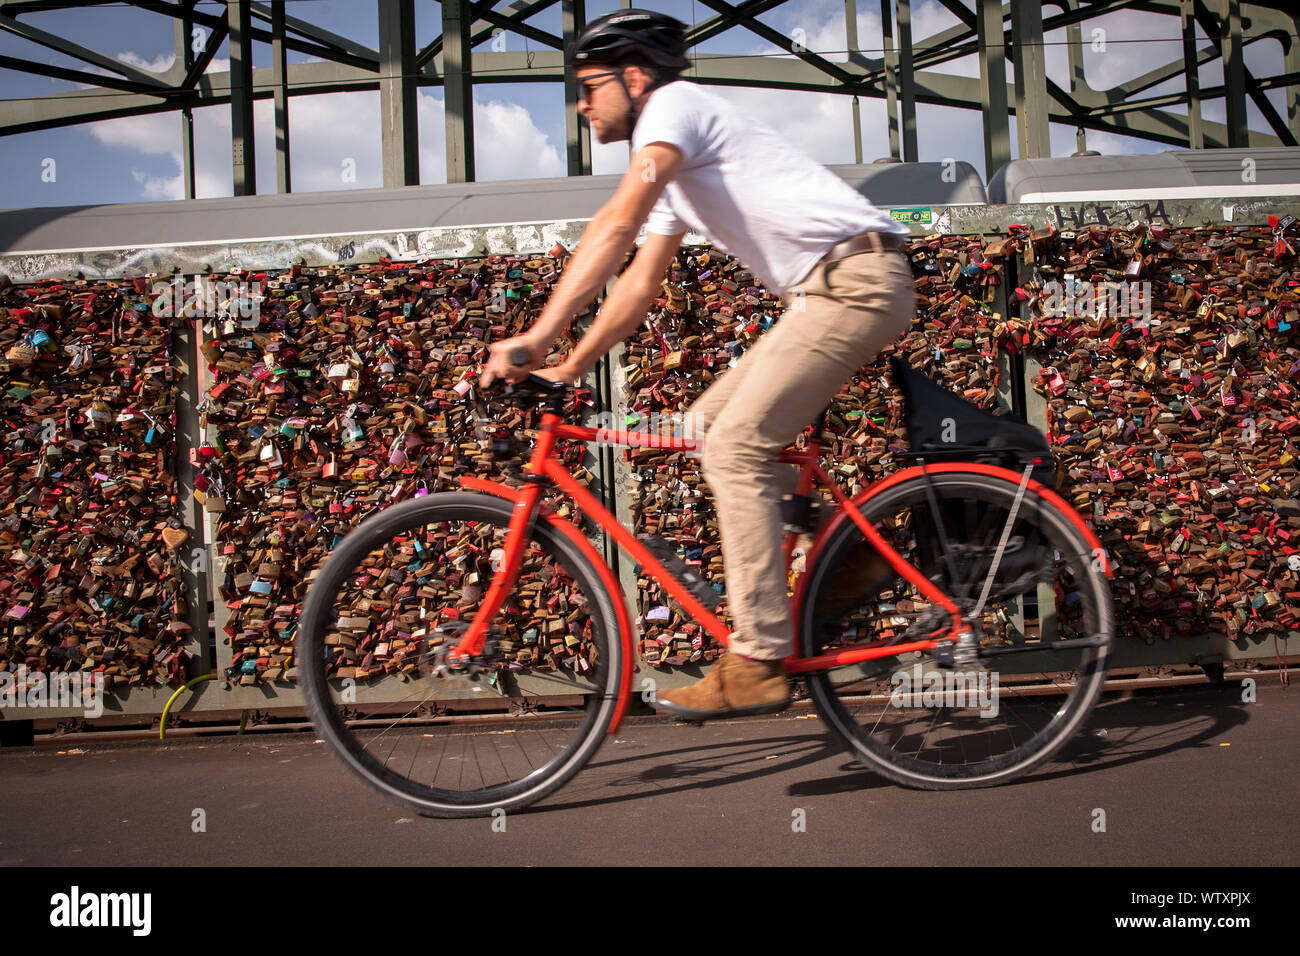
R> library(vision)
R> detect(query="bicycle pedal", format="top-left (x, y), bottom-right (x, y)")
top-left (933, 641), bottom-right (956, 668)
top-left (636, 533), bottom-right (721, 611)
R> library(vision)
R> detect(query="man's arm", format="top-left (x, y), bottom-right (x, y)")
top-left (558, 229), bottom-right (686, 376)
top-left (481, 141), bottom-right (685, 385)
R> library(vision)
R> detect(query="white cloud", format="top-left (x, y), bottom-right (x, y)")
top-left (131, 168), bottom-right (175, 200)
top-left (80, 51), bottom-right (228, 85)
top-left (708, 85), bottom-right (881, 166)
top-left (289, 91), bottom-right (382, 191)
top-left (85, 110), bottom-right (177, 157)
top-left (591, 137), bottom-right (630, 176)
top-left (116, 51), bottom-right (176, 74)
top-left (84, 97), bottom-right (242, 201)
top-left (84, 79), bottom-right (583, 201)
top-left (416, 91), bottom-right (567, 183)
top-left (471, 97), bottom-right (565, 181)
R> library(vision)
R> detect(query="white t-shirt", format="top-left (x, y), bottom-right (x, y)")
top-left (630, 80), bottom-right (907, 296)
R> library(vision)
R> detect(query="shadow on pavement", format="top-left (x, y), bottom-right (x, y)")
top-left (543, 682), bottom-right (1256, 811)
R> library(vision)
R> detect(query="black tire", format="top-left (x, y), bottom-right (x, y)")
top-left (799, 470), bottom-right (1113, 789)
top-left (298, 492), bottom-right (621, 817)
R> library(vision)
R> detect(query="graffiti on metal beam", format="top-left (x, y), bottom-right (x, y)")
top-left (1049, 200), bottom-right (1174, 230)
top-left (0, 220), bottom-right (595, 281)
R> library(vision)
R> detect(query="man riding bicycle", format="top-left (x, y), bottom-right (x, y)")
top-left (480, 9), bottom-right (914, 721)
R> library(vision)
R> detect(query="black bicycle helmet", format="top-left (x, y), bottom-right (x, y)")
top-left (571, 9), bottom-right (689, 136)
top-left (572, 9), bottom-right (690, 73)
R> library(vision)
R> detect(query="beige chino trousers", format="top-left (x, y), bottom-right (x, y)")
top-left (683, 246), bottom-right (915, 660)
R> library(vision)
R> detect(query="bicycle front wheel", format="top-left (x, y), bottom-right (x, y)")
top-left (799, 469), bottom-right (1114, 789)
top-left (297, 492), bottom-right (621, 818)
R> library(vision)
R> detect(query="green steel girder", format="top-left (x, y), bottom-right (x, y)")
top-left (0, 0), bottom-right (1297, 189)
top-left (696, 0), bottom-right (860, 87)
top-left (688, 0), bottom-right (790, 47)
top-left (417, 0), bottom-right (561, 70)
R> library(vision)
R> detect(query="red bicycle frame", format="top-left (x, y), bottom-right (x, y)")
top-left (447, 410), bottom-right (1113, 733)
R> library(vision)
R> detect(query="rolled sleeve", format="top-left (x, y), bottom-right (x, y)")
top-left (644, 192), bottom-right (686, 236)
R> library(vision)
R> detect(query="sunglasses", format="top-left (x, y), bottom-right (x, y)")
top-left (576, 70), bottom-right (622, 102)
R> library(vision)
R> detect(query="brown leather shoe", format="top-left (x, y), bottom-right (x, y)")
top-left (651, 652), bottom-right (792, 720)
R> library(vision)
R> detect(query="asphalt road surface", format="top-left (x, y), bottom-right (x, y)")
top-left (0, 682), bottom-right (1294, 867)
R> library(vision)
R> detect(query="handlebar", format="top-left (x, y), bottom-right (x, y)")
top-left (477, 346), bottom-right (571, 409)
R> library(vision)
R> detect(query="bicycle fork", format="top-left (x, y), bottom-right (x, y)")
top-left (446, 421), bottom-right (563, 665)
top-left (445, 483), bottom-right (544, 667)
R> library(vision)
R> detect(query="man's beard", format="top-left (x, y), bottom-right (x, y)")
top-left (593, 112), bottom-right (630, 144)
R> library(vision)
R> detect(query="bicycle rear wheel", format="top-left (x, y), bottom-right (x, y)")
top-left (297, 492), bottom-right (621, 817)
top-left (799, 469), bottom-right (1113, 789)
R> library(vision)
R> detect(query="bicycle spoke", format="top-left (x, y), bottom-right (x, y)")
top-left (800, 470), bottom-right (1113, 788)
top-left (299, 493), bottom-right (619, 816)
top-left (432, 729), bottom-right (451, 790)
top-left (405, 730), bottom-right (424, 781)
top-left (909, 705), bottom-right (944, 760)
top-left (515, 731), bottom-right (535, 772)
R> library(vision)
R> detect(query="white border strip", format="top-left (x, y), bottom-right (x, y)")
top-left (1018, 184), bottom-right (1300, 202)
top-left (3, 216), bottom-right (596, 258)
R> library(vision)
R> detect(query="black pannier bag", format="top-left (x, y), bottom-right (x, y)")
top-left (888, 356), bottom-right (1056, 489)
top-left (887, 356), bottom-right (1058, 597)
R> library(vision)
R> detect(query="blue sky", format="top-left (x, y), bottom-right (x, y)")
top-left (0, 0), bottom-right (1292, 210)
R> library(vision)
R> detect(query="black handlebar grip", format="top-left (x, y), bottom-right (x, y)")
top-left (508, 347), bottom-right (530, 367)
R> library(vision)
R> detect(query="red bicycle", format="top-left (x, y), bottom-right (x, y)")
top-left (299, 352), bottom-right (1115, 817)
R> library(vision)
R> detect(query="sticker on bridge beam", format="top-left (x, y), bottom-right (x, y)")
top-left (890, 207), bottom-right (934, 226)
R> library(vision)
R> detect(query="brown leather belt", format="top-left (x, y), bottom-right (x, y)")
top-left (822, 231), bottom-right (906, 261)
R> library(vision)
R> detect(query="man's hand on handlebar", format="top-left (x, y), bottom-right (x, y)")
top-left (480, 335), bottom-right (587, 390)
top-left (480, 335), bottom-right (543, 388)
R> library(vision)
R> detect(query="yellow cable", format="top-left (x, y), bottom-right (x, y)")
top-left (159, 673), bottom-right (215, 741)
